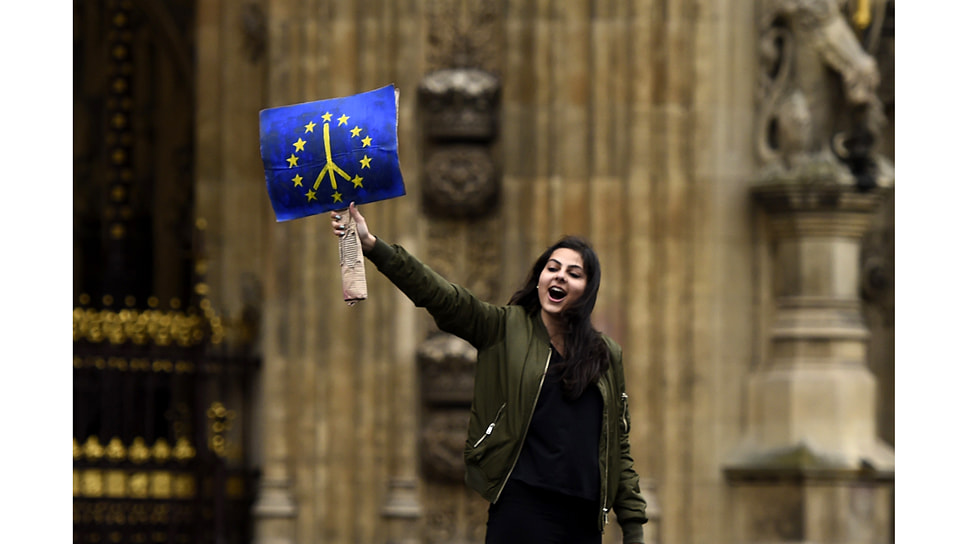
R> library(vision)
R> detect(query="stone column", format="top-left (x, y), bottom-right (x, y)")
top-left (381, 479), bottom-right (422, 544)
top-left (252, 227), bottom-right (297, 544)
top-left (725, 183), bottom-right (894, 544)
top-left (414, 64), bottom-right (502, 543)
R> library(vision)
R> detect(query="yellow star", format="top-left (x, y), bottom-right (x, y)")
top-left (361, 136), bottom-right (372, 148)
top-left (286, 154), bottom-right (299, 167)
top-left (332, 191), bottom-right (343, 203)
top-left (304, 120), bottom-right (316, 133)
top-left (338, 114), bottom-right (350, 126)
top-left (359, 155), bottom-right (372, 169)
top-left (306, 190), bottom-right (317, 202)
top-left (293, 138), bottom-right (306, 152)
top-left (321, 112), bottom-right (333, 122)
top-left (351, 175), bottom-right (364, 188)
top-left (350, 126), bottom-right (362, 138)
top-left (291, 174), bottom-right (303, 187)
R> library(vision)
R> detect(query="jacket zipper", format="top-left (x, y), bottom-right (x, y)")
top-left (494, 347), bottom-right (552, 503)
top-left (472, 403), bottom-right (506, 448)
top-left (621, 392), bottom-right (629, 433)
top-left (601, 384), bottom-right (609, 530)
top-left (601, 392), bottom-right (627, 529)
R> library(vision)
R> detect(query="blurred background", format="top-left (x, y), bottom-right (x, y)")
top-left (73, 0), bottom-right (895, 542)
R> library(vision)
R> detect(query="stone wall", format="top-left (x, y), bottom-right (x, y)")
top-left (192, 1), bottom-right (893, 542)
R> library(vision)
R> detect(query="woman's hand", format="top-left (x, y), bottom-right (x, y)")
top-left (330, 202), bottom-right (376, 253)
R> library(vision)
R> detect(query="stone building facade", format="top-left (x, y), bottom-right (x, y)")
top-left (73, 1), bottom-right (895, 542)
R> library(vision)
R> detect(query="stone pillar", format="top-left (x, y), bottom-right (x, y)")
top-left (252, 184), bottom-right (298, 544)
top-left (251, 224), bottom-right (297, 544)
top-left (381, 479), bottom-right (422, 544)
top-left (252, 476), bottom-right (297, 544)
top-left (639, 479), bottom-right (662, 544)
top-left (725, 183), bottom-right (894, 544)
top-left (415, 64), bottom-right (502, 543)
top-left (251, 387), bottom-right (298, 544)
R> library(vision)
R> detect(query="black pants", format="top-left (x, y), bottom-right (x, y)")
top-left (485, 479), bottom-right (601, 544)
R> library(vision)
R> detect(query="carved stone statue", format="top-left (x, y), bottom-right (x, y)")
top-left (756, 0), bottom-right (893, 188)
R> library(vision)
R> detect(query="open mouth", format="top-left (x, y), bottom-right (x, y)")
top-left (548, 286), bottom-right (567, 302)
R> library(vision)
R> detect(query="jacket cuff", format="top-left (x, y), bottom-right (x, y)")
top-left (365, 236), bottom-right (393, 265)
top-left (621, 520), bottom-right (645, 544)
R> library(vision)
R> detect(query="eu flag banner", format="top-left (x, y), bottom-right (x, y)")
top-left (259, 84), bottom-right (405, 222)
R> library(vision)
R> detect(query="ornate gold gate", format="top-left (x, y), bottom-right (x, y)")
top-left (73, 302), bottom-right (257, 544)
top-left (74, 1), bottom-right (258, 542)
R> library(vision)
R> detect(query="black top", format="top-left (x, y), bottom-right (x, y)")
top-left (510, 347), bottom-right (603, 501)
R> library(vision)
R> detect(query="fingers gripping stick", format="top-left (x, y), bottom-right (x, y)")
top-left (336, 209), bottom-right (367, 305)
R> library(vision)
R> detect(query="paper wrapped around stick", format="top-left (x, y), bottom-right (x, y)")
top-left (336, 211), bottom-right (367, 305)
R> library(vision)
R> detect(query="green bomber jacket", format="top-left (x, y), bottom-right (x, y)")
top-left (366, 237), bottom-right (648, 542)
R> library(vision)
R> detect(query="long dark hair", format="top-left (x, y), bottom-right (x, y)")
top-left (508, 236), bottom-right (610, 399)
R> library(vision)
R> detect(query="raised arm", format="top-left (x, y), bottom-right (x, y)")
top-left (329, 203), bottom-right (506, 348)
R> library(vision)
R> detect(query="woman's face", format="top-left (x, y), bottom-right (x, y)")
top-left (537, 248), bottom-right (587, 322)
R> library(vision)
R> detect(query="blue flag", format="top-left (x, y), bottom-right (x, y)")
top-left (259, 84), bottom-right (406, 221)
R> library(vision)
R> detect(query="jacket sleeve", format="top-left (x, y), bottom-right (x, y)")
top-left (609, 343), bottom-right (649, 543)
top-left (366, 237), bottom-right (505, 349)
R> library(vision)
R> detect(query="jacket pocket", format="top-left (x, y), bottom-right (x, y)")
top-left (470, 402), bottom-right (506, 448)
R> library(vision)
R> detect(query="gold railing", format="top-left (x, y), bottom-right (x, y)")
top-left (72, 304), bottom-right (223, 346)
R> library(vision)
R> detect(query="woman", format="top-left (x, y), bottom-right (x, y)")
top-left (331, 203), bottom-right (648, 544)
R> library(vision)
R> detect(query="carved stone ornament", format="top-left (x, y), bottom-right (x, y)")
top-left (418, 68), bottom-right (500, 141)
top-left (240, 3), bottom-right (266, 63)
top-left (422, 145), bottom-right (498, 218)
top-left (755, 0), bottom-right (893, 189)
top-left (418, 332), bottom-right (477, 482)
top-left (420, 410), bottom-right (471, 483)
top-left (417, 332), bottom-right (477, 405)
top-left (424, 0), bottom-right (502, 74)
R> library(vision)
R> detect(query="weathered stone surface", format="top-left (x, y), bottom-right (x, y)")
top-left (187, 1), bottom-right (895, 543)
